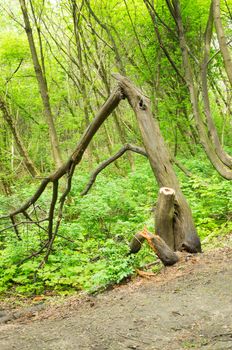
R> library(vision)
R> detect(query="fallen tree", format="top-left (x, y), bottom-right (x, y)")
top-left (0, 75), bottom-right (201, 272)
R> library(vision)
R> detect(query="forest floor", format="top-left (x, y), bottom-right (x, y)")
top-left (1, 234), bottom-right (232, 350)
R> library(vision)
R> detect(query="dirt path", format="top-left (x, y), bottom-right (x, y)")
top-left (1, 245), bottom-right (232, 350)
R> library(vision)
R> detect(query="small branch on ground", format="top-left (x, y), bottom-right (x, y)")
top-left (129, 227), bottom-right (179, 266)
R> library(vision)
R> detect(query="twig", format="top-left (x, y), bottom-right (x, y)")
top-left (143, 261), bottom-right (160, 269)
top-left (0, 218), bottom-right (48, 234)
top-left (22, 211), bottom-right (48, 233)
top-left (5, 59), bottom-right (24, 84)
top-left (17, 241), bottom-right (49, 265)
top-left (56, 233), bottom-right (76, 243)
top-left (10, 216), bottom-right (21, 240)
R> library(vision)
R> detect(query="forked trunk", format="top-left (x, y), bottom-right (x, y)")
top-left (114, 74), bottom-right (201, 253)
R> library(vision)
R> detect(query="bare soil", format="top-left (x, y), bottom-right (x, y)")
top-left (1, 240), bottom-right (232, 350)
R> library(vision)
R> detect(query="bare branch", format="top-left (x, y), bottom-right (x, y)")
top-left (18, 241), bottom-right (49, 266)
top-left (0, 4), bottom-right (24, 28)
top-left (81, 143), bottom-right (192, 196)
top-left (47, 180), bottom-right (58, 240)
top-left (5, 59), bottom-right (24, 85)
top-left (172, 159), bottom-right (192, 177)
top-left (81, 144), bottom-right (147, 195)
top-left (0, 218), bottom-right (48, 235)
top-left (10, 216), bottom-right (21, 240)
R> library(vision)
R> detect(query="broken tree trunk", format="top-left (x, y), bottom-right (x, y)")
top-left (114, 74), bottom-right (201, 253)
top-left (155, 187), bottom-right (175, 250)
top-left (129, 187), bottom-right (181, 266)
top-left (129, 228), bottom-right (179, 266)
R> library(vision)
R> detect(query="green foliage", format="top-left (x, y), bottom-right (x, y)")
top-left (0, 33), bottom-right (29, 63)
top-left (177, 157), bottom-right (232, 239)
top-left (0, 156), bottom-right (231, 296)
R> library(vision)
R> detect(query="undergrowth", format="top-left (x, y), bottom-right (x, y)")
top-left (0, 155), bottom-right (231, 296)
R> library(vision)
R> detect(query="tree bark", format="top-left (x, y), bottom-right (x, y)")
top-left (129, 228), bottom-right (179, 266)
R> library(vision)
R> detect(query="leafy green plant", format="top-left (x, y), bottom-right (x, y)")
top-left (0, 156), bottom-right (231, 296)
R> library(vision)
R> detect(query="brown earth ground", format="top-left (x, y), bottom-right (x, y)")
top-left (1, 234), bottom-right (232, 350)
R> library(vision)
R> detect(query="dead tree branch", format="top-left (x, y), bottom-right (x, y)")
top-left (129, 227), bottom-right (179, 266)
top-left (0, 218), bottom-right (48, 235)
top-left (81, 144), bottom-right (192, 195)
top-left (81, 144), bottom-right (147, 195)
top-left (9, 216), bottom-right (21, 240)
top-left (5, 58), bottom-right (24, 84)
top-left (0, 86), bottom-right (123, 220)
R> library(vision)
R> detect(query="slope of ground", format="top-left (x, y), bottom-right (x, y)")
top-left (1, 236), bottom-right (232, 350)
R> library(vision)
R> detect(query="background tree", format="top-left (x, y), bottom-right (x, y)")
top-left (19, 0), bottom-right (63, 168)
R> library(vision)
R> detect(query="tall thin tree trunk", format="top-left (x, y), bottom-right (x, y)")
top-left (201, 2), bottom-right (232, 167)
top-left (213, 0), bottom-right (232, 87)
top-left (19, 0), bottom-right (63, 168)
top-left (71, 0), bottom-right (95, 167)
top-left (167, 0), bottom-right (232, 179)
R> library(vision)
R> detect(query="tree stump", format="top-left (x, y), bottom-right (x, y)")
top-left (155, 187), bottom-right (175, 250)
top-left (129, 186), bottom-right (200, 267)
